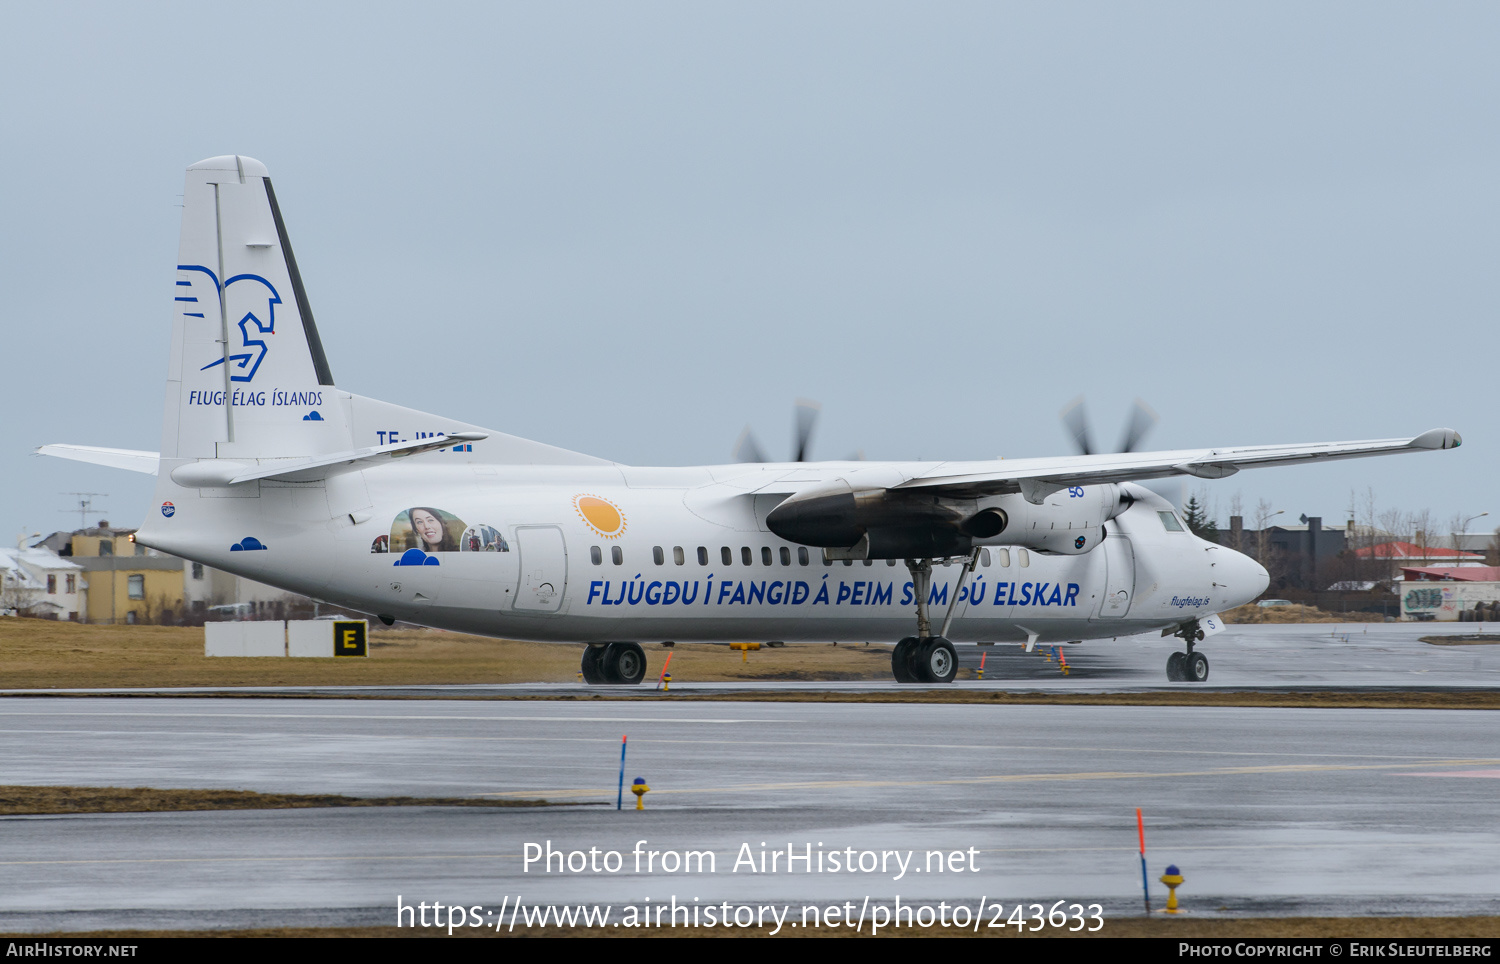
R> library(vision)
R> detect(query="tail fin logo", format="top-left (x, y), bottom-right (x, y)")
top-left (185, 266), bottom-right (282, 383)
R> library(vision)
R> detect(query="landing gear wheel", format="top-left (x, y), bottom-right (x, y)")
top-left (892, 637), bottom-right (920, 683)
top-left (1166, 651), bottom-right (1186, 682)
top-left (916, 637), bottom-right (958, 684)
top-left (1185, 651), bottom-right (1209, 683)
top-left (581, 645), bottom-right (607, 684)
top-left (602, 642), bottom-right (647, 685)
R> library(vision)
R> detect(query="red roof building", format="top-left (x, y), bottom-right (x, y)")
top-left (1355, 542), bottom-right (1484, 565)
top-left (1402, 566), bottom-right (1500, 583)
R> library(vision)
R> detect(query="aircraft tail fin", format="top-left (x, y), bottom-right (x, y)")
top-left (164, 155), bottom-right (346, 462)
top-left (157, 155), bottom-right (611, 482)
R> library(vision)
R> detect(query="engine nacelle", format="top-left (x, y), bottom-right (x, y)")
top-left (969, 484), bottom-right (1122, 555)
top-left (765, 480), bottom-right (1126, 559)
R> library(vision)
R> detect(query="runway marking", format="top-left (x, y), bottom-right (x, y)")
top-left (1396, 769), bottom-right (1500, 778)
top-left (478, 758), bottom-right (1500, 798)
top-left (1, 730), bottom-right (1484, 763)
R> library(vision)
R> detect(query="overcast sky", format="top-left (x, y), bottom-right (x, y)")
top-left (3, 2), bottom-right (1496, 541)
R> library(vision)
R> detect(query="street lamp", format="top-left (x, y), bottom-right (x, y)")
top-left (1457, 512), bottom-right (1490, 559)
top-left (1255, 509), bottom-right (1285, 565)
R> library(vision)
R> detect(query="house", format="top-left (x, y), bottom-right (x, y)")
top-left (35, 522), bottom-right (186, 624)
top-left (36, 522), bottom-right (333, 624)
top-left (0, 546), bottom-right (85, 620)
top-left (1402, 566), bottom-right (1500, 583)
top-left (1354, 542), bottom-right (1483, 570)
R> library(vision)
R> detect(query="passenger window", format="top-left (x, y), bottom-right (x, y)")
top-left (842, 559), bottom-right (852, 567)
top-left (590, 546), bottom-right (602, 565)
top-left (761, 546), bottom-right (772, 566)
top-left (741, 547), bottom-right (753, 566)
top-left (611, 545), bottom-right (623, 565)
top-left (862, 559), bottom-right (872, 567)
top-left (798, 547), bottom-right (809, 566)
top-left (1018, 549), bottom-right (1030, 568)
top-left (653, 546), bottom-right (664, 565)
top-left (998, 548), bottom-right (1011, 567)
top-left (981, 549), bottom-right (991, 567)
top-left (674, 546), bottom-right (685, 566)
top-left (1158, 511), bottom-right (1185, 532)
top-left (698, 547), bottom-right (708, 566)
top-left (779, 546), bottom-right (791, 566)
top-left (722, 547), bottom-right (733, 566)
top-left (887, 558), bottom-right (898, 566)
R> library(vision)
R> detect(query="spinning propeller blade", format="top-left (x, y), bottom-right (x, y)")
top-left (793, 398), bottom-right (821, 463)
top-left (732, 426), bottom-right (769, 464)
top-left (1117, 398), bottom-right (1159, 454)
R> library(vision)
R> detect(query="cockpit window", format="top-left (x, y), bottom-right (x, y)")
top-left (1158, 511), bottom-right (1185, 532)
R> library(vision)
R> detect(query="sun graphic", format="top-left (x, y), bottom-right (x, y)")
top-left (573, 494), bottom-right (627, 539)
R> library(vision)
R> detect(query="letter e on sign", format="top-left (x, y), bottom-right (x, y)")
top-left (334, 620), bottom-right (368, 658)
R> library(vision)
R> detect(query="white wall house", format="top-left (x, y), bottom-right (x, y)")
top-left (0, 546), bottom-right (85, 620)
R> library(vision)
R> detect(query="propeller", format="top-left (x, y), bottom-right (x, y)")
top-left (733, 398), bottom-right (825, 463)
top-left (1060, 396), bottom-right (1159, 456)
top-left (1061, 396), bottom-right (1190, 509)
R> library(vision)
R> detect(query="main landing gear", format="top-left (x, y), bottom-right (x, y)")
top-left (890, 552), bottom-right (980, 684)
top-left (1165, 620), bottom-right (1209, 683)
top-left (581, 642), bottom-right (647, 685)
top-left (892, 636), bottom-right (958, 683)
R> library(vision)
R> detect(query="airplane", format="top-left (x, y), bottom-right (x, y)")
top-left (39, 155), bottom-right (1462, 686)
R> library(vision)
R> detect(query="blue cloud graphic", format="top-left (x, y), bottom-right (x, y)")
top-left (230, 537), bottom-right (268, 551)
top-left (303, 411), bottom-right (323, 421)
top-left (394, 548), bottom-right (440, 567)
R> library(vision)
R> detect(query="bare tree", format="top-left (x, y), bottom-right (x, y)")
top-left (0, 571), bottom-right (44, 618)
top-left (1377, 507), bottom-right (1412, 545)
top-left (1410, 509), bottom-right (1436, 564)
top-left (1449, 512), bottom-right (1473, 557)
top-left (1355, 486), bottom-right (1380, 549)
top-left (1252, 499), bottom-right (1272, 565)
top-left (1250, 499), bottom-right (1296, 588)
top-left (1227, 490), bottom-right (1245, 552)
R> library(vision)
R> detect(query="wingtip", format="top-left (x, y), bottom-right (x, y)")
top-left (1411, 428), bottom-right (1461, 450)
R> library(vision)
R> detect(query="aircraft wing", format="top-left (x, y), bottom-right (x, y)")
top-left (35, 444), bottom-right (160, 476)
top-left (894, 428), bottom-right (1461, 501)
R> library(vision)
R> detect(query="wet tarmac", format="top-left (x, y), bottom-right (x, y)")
top-left (2, 684), bottom-right (1499, 932)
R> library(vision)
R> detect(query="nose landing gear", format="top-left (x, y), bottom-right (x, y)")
top-left (1165, 620), bottom-right (1209, 682)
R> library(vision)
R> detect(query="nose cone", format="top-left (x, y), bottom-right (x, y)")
top-left (1224, 550), bottom-right (1270, 607)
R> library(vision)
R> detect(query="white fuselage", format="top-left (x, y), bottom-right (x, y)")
top-left (136, 463), bottom-right (1268, 645)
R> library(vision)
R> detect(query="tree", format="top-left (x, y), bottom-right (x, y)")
top-left (0, 569), bottom-right (44, 618)
top-left (1182, 495), bottom-right (1219, 541)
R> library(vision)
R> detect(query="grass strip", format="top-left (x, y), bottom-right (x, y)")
top-left (0, 785), bottom-right (568, 816)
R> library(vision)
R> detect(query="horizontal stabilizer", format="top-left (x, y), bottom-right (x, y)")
top-left (169, 432), bottom-right (488, 487)
top-left (37, 444), bottom-right (160, 476)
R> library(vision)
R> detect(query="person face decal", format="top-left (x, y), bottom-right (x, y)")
top-left (411, 508), bottom-right (445, 550)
